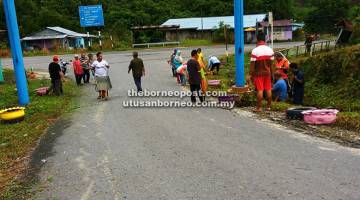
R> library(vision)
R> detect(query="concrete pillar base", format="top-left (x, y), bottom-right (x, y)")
top-left (228, 85), bottom-right (250, 94)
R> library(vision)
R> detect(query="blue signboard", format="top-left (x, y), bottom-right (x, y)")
top-left (79, 5), bottom-right (104, 27)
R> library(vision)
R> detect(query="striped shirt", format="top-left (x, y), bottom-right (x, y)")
top-left (250, 42), bottom-right (274, 77)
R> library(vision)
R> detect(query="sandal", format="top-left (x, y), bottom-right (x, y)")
top-left (253, 109), bottom-right (262, 113)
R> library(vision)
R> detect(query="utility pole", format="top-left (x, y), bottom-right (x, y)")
top-left (98, 31), bottom-right (102, 50)
top-left (2, 0), bottom-right (29, 105)
top-left (201, 7), bottom-right (204, 39)
top-left (87, 32), bottom-right (91, 48)
top-left (224, 25), bottom-right (229, 63)
top-left (269, 12), bottom-right (274, 49)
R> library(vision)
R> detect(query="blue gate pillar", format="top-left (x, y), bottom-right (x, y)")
top-left (3, 0), bottom-right (30, 105)
top-left (234, 0), bottom-right (245, 87)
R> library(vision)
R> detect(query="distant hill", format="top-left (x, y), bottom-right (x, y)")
top-left (0, 0), bottom-right (358, 41)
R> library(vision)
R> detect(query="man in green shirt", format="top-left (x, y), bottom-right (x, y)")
top-left (128, 52), bottom-right (145, 92)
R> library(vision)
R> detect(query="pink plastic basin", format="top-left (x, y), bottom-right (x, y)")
top-left (208, 80), bottom-right (221, 86)
top-left (35, 87), bottom-right (49, 96)
top-left (302, 109), bottom-right (339, 125)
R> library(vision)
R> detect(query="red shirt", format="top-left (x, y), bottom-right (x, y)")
top-left (73, 60), bottom-right (83, 75)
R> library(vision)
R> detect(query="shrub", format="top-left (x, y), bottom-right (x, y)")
top-left (350, 24), bottom-right (360, 44)
top-left (301, 44), bottom-right (360, 112)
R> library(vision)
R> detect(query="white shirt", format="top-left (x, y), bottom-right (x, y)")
top-left (250, 44), bottom-right (274, 62)
top-left (208, 56), bottom-right (221, 67)
top-left (92, 60), bottom-right (109, 77)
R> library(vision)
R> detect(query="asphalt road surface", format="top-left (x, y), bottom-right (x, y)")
top-left (1, 42), bottom-right (305, 71)
top-left (4, 44), bottom-right (360, 200)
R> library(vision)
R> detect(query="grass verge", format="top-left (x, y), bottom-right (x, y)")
top-left (206, 47), bottom-right (360, 134)
top-left (0, 69), bottom-right (80, 198)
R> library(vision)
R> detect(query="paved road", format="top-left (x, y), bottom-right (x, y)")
top-left (1, 42), bottom-right (305, 71)
top-left (13, 45), bottom-right (360, 200)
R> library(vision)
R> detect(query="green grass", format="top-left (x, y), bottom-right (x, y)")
top-left (206, 53), bottom-right (251, 92)
top-left (0, 69), bottom-right (80, 196)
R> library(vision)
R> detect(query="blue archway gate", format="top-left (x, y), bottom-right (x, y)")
top-left (2, 0), bottom-right (30, 106)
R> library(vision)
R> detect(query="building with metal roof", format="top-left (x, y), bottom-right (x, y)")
top-left (259, 20), bottom-right (293, 41)
top-left (162, 14), bottom-right (266, 30)
top-left (22, 27), bottom-right (96, 50)
top-left (160, 14), bottom-right (266, 43)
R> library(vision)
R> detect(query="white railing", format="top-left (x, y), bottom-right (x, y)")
top-left (132, 41), bottom-right (180, 48)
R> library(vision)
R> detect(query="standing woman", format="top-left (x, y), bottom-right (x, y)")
top-left (80, 53), bottom-right (90, 83)
top-left (174, 50), bottom-right (186, 85)
top-left (87, 53), bottom-right (95, 82)
top-left (197, 48), bottom-right (208, 95)
top-left (73, 55), bottom-right (83, 86)
top-left (92, 52), bottom-right (112, 100)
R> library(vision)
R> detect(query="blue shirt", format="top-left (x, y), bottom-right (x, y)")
top-left (273, 79), bottom-right (288, 101)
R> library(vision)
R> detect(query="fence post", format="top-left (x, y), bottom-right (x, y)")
top-left (320, 42), bottom-right (323, 52)
top-left (296, 46), bottom-right (299, 57)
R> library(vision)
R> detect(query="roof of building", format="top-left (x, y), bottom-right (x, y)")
top-left (161, 14), bottom-right (267, 30)
top-left (291, 23), bottom-right (305, 27)
top-left (22, 26), bottom-right (96, 41)
top-left (259, 20), bottom-right (292, 27)
top-left (131, 25), bottom-right (180, 30)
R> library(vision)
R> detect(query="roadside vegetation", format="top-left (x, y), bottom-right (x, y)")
top-left (207, 44), bottom-right (360, 133)
top-left (1, 0), bottom-right (358, 56)
top-left (0, 69), bottom-right (80, 197)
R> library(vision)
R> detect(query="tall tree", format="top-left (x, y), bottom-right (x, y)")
top-left (304, 0), bottom-right (351, 33)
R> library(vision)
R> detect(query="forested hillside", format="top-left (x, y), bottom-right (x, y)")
top-left (0, 0), bottom-right (359, 40)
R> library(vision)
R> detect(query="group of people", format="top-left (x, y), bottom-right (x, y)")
top-left (168, 48), bottom-right (222, 102)
top-left (48, 51), bottom-right (112, 100)
top-left (72, 53), bottom-right (92, 86)
top-left (48, 50), bottom-right (146, 100)
top-left (168, 48), bottom-right (206, 102)
top-left (249, 32), bottom-right (305, 112)
top-left (48, 33), bottom-right (304, 108)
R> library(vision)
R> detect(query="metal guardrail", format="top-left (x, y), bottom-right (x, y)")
top-left (279, 40), bottom-right (336, 57)
top-left (132, 41), bottom-right (180, 48)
